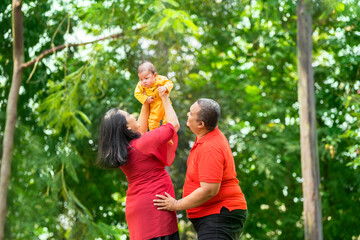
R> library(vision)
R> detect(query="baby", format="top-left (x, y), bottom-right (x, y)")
top-left (134, 61), bottom-right (173, 131)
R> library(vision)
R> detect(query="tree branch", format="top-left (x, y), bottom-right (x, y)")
top-left (22, 24), bottom-right (148, 69)
top-left (22, 32), bottom-right (124, 69)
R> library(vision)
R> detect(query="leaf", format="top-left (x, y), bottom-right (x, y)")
top-left (163, 9), bottom-right (180, 18)
top-left (157, 16), bottom-right (170, 31)
top-left (345, 96), bottom-right (352, 108)
top-left (245, 85), bottom-right (261, 96)
top-left (50, 171), bottom-right (62, 195)
top-left (151, 0), bottom-right (164, 12)
top-left (73, 116), bottom-right (91, 138)
top-left (68, 190), bottom-right (93, 219)
top-left (335, 2), bottom-right (345, 12)
top-left (76, 110), bottom-right (91, 124)
top-left (64, 156), bottom-right (79, 183)
top-left (173, 20), bottom-right (185, 33)
top-left (318, 8), bottom-right (333, 21)
top-left (183, 19), bottom-right (198, 33)
top-left (161, 0), bottom-right (179, 8)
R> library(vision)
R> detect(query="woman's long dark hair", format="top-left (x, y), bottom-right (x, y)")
top-left (97, 108), bottom-right (140, 168)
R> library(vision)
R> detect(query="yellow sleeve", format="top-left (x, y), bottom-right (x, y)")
top-left (157, 75), bottom-right (173, 93)
top-left (134, 82), bottom-right (148, 104)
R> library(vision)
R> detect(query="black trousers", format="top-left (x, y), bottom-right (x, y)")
top-left (189, 207), bottom-right (247, 240)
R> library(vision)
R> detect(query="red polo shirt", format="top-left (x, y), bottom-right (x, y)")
top-left (183, 127), bottom-right (247, 219)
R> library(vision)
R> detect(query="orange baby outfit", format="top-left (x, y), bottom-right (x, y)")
top-left (134, 75), bottom-right (173, 130)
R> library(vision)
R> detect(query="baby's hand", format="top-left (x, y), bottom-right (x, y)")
top-left (145, 96), bottom-right (155, 104)
top-left (157, 86), bottom-right (168, 96)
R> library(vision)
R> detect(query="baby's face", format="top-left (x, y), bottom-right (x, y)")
top-left (138, 70), bottom-right (156, 88)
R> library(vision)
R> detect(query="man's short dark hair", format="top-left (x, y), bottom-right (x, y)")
top-left (195, 98), bottom-right (220, 131)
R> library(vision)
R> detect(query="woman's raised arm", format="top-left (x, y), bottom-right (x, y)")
top-left (159, 92), bottom-right (180, 132)
top-left (138, 103), bottom-right (150, 134)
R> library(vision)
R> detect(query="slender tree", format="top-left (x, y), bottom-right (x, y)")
top-left (0, 0), bottom-right (24, 238)
top-left (297, 0), bottom-right (323, 239)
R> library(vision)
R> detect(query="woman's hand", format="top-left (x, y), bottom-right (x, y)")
top-left (153, 192), bottom-right (178, 211)
top-left (158, 87), bottom-right (169, 99)
top-left (158, 86), bottom-right (168, 96)
top-left (158, 86), bottom-right (179, 131)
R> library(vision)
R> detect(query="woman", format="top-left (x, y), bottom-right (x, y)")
top-left (97, 92), bottom-right (180, 240)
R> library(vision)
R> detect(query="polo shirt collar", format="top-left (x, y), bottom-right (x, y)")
top-left (194, 126), bottom-right (220, 146)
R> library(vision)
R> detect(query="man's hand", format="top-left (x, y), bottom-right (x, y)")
top-left (153, 192), bottom-right (178, 211)
top-left (145, 96), bottom-right (155, 104)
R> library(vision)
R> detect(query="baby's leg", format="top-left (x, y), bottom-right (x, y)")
top-left (148, 118), bottom-right (160, 131)
top-left (162, 115), bottom-right (167, 125)
top-left (148, 101), bottom-right (165, 130)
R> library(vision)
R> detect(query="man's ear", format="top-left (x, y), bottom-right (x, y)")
top-left (198, 121), bottom-right (205, 129)
top-left (153, 72), bottom-right (157, 77)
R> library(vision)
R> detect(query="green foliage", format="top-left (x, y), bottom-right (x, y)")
top-left (1, 0), bottom-right (360, 239)
top-left (38, 56), bottom-right (100, 139)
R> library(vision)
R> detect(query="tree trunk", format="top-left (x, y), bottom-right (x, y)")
top-left (297, 0), bottom-right (323, 239)
top-left (0, 0), bottom-right (24, 239)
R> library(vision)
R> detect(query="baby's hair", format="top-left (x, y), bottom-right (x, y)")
top-left (138, 61), bottom-right (156, 74)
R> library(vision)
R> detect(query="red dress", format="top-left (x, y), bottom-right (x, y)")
top-left (120, 123), bottom-right (178, 240)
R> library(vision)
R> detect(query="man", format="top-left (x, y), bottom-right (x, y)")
top-left (154, 98), bottom-right (247, 240)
